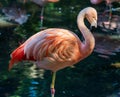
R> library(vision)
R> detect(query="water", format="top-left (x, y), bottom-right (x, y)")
top-left (0, 0), bottom-right (120, 97)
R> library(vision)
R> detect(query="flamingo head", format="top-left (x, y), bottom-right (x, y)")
top-left (85, 7), bottom-right (98, 28)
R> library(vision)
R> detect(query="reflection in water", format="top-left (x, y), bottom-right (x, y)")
top-left (28, 65), bottom-right (45, 97)
top-left (29, 80), bottom-right (39, 97)
top-left (29, 64), bottom-right (45, 79)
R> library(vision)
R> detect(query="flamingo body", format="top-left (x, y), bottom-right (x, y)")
top-left (90, 0), bottom-right (103, 4)
top-left (31, 0), bottom-right (59, 6)
top-left (9, 28), bottom-right (83, 72)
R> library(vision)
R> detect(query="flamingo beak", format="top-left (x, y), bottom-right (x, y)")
top-left (91, 19), bottom-right (97, 28)
top-left (90, 19), bottom-right (97, 31)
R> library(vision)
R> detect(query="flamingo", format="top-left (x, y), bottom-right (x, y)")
top-left (90, 0), bottom-right (103, 4)
top-left (9, 7), bottom-right (97, 97)
top-left (22, 0), bottom-right (59, 6)
top-left (90, 0), bottom-right (120, 4)
top-left (31, 0), bottom-right (59, 6)
top-left (28, 0), bottom-right (59, 29)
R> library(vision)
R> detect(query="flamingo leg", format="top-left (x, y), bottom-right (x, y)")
top-left (50, 72), bottom-right (56, 97)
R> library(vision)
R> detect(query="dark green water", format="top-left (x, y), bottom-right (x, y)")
top-left (0, 0), bottom-right (120, 97)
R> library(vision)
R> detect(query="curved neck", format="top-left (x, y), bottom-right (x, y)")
top-left (77, 12), bottom-right (95, 57)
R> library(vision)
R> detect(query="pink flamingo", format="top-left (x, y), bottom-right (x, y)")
top-left (90, 0), bottom-right (103, 4)
top-left (90, 0), bottom-right (120, 4)
top-left (27, 0), bottom-right (59, 29)
top-left (9, 7), bottom-right (97, 97)
top-left (23, 0), bottom-right (59, 6)
top-left (90, 0), bottom-right (120, 30)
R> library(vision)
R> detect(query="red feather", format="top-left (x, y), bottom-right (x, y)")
top-left (9, 44), bottom-right (25, 70)
top-left (9, 44), bottom-right (35, 70)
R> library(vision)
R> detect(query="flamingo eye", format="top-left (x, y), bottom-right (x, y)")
top-left (93, 17), bottom-right (96, 20)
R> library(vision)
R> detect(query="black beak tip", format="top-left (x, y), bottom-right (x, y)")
top-left (90, 26), bottom-right (97, 32)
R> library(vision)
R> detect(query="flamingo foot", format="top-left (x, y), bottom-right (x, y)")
top-left (51, 88), bottom-right (55, 97)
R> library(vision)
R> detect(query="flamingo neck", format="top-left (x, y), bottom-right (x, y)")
top-left (77, 12), bottom-right (95, 57)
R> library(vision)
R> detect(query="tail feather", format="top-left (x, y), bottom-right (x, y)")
top-left (9, 44), bottom-right (25, 70)
top-left (9, 59), bottom-right (16, 71)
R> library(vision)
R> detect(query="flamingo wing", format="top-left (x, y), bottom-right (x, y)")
top-left (9, 28), bottom-right (81, 71)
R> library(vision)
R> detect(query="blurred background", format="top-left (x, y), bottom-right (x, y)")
top-left (0, 0), bottom-right (120, 97)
